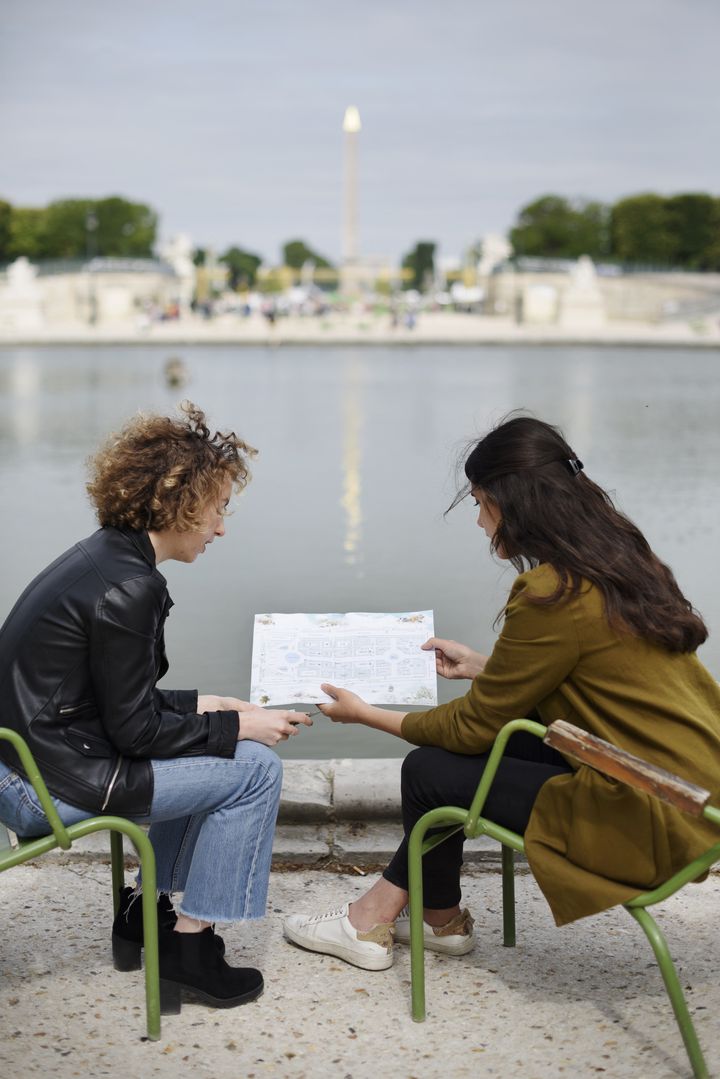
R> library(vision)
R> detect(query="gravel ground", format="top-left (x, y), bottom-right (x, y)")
top-left (1, 863), bottom-right (718, 1079)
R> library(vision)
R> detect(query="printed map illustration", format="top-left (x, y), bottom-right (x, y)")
top-left (250, 611), bottom-right (437, 706)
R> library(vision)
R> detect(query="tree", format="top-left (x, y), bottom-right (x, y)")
top-left (666, 193), bottom-right (720, 270)
top-left (7, 207), bottom-right (46, 260)
top-left (14, 196), bottom-right (160, 259)
top-left (510, 190), bottom-right (720, 268)
top-left (93, 196), bottom-right (157, 257)
top-left (401, 241), bottom-right (436, 291)
top-left (465, 240), bottom-right (484, 266)
top-left (0, 199), bottom-right (11, 262)
top-left (509, 195), bottom-right (610, 259)
top-left (220, 246), bottom-right (263, 289)
top-left (282, 239), bottom-right (333, 270)
top-left (695, 198), bottom-right (720, 270)
top-left (610, 194), bottom-right (676, 265)
top-left (40, 199), bottom-right (94, 258)
top-left (610, 192), bottom-right (720, 268)
top-left (572, 201), bottom-right (611, 259)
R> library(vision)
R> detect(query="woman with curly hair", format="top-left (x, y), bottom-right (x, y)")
top-left (0, 402), bottom-right (310, 1010)
top-left (284, 414), bottom-right (720, 971)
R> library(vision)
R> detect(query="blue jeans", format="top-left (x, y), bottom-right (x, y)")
top-left (0, 741), bottom-right (282, 924)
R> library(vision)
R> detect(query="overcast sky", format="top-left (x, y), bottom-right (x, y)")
top-left (2, 0), bottom-right (718, 264)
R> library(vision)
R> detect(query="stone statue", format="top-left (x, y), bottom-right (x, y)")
top-left (0, 257), bottom-right (45, 330)
top-left (558, 256), bottom-right (607, 329)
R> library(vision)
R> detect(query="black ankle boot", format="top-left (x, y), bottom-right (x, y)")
top-left (111, 886), bottom-right (226, 971)
top-left (158, 927), bottom-right (264, 1013)
top-left (112, 886), bottom-right (178, 972)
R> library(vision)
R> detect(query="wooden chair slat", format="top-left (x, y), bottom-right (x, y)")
top-left (544, 719), bottom-right (711, 817)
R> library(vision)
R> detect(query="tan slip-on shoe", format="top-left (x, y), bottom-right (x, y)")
top-left (393, 906), bottom-right (475, 955)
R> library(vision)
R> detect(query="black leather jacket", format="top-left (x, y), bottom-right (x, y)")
top-left (0, 527), bottom-right (239, 816)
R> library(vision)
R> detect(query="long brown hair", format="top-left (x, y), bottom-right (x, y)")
top-left (455, 414), bottom-right (707, 653)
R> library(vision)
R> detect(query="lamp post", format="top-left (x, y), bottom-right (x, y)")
top-left (85, 210), bottom-right (98, 325)
top-left (85, 210), bottom-right (98, 260)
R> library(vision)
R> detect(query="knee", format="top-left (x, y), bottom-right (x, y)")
top-left (257, 744), bottom-right (283, 792)
top-left (235, 740), bottom-right (283, 794)
top-left (400, 746), bottom-right (440, 797)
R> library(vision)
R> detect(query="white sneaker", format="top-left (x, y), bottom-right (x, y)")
top-left (283, 903), bottom-right (394, 971)
top-left (393, 907), bottom-right (475, 955)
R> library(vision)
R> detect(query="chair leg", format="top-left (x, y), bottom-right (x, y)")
top-left (627, 906), bottom-right (708, 1079)
top-left (108, 821), bottom-right (161, 1040)
top-left (408, 823), bottom-right (428, 1022)
top-left (407, 810), bottom-right (479, 1021)
top-left (110, 831), bottom-right (125, 916)
top-left (501, 845), bottom-right (516, 947)
top-left (135, 831), bottom-right (161, 1039)
top-left (140, 879), bottom-right (162, 1030)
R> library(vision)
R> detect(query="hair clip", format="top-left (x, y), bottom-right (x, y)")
top-left (566, 458), bottom-right (584, 476)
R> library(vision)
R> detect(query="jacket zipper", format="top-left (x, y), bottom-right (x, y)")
top-left (59, 701), bottom-right (93, 716)
top-left (101, 757), bottom-right (123, 811)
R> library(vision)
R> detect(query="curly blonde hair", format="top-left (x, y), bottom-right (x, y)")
top-left (86, 402), bottom-right (257, 532)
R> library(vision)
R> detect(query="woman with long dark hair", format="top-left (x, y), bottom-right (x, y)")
top-left (283, 415), bottom-right (720, 970)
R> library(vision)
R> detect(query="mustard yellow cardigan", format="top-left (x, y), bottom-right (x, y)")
top-left (401, 565), bottom-right (720, 925)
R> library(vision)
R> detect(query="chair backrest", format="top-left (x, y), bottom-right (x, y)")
top-left (544, 718), bottom-right (720, 905)
top-left (544, 719), bottom-right (712, 817)
top-left (0, 727), bottom-right (72, 850)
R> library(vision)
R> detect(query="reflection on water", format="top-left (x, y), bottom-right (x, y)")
top-left (340, 360), bottom-right (363, 569)
top-left (1, 343), bottom-right (719, 759)
top-left (5, 353), bottom-right (41, 446)
top-left (562, 353), bottom-right (596, 456)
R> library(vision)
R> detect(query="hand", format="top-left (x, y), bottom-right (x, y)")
top-left (236, 702), bottom-right (313, 746)
top-left (421, 638), bottom-right (487, 680)
top-left (317, 684), bottom-right (407, 739)
top-left (316, 684), bottom-right (371, 725)
top-left (197, 695), bottom-right (312, 746)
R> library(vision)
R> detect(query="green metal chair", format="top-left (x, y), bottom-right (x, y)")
top-left (0, 727), bottom-right (161, 1040)
top-left (408, 717), bottom-right (720, 1079)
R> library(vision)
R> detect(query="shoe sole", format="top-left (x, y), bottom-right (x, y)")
top-left (283, 924), bottom-right (393, 970)
top-left (393, 928), bottom-right (475, 955)
top-left (160, 977), bottom-right (264, 1012)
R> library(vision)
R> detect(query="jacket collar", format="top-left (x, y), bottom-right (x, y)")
top-left (120, 527), bottom-right (158, 569)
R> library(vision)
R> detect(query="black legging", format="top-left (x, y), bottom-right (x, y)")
top-left (383, 731), bottom-right (572, 908)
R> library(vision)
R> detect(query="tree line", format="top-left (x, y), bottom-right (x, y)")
top-left (0, 197), bottom-right (336, 290)
top-left (510, 193), bottom-right (720, 270)
top-left (206, 240), bottom-right (436, 291)
top-left (0, 197), bottom-right (158, 261)
top-left (3, 190), bottom-right (719, 281)
top-left (197, 239), bottom-right (334, 289)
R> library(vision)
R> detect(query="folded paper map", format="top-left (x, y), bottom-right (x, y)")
top-left (250, 611), bottom-right (438, 706)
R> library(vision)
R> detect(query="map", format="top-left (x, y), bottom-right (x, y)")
top-left (249, 611), bottom-right (438, 706)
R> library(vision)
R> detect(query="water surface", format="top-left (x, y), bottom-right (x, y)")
top-left (1, 344), bottom-right (718, 758)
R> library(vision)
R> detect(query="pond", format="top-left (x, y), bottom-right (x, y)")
top-left (1, 343), bottom-right (718, 758)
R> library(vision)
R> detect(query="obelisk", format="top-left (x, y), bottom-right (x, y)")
top-left (342, 106), bottom-right (361, 271)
